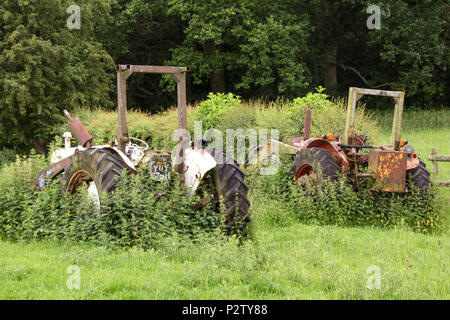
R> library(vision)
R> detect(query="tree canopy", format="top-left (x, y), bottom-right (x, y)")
top-left (0, 0), bottom-right (115, 152)
top-left (0, 0), bottom-right (448, 151)
top-left (102, 0), bottom-right (449, 108)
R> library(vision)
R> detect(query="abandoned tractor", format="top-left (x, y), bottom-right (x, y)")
top-left (35, 65), bottom-right (250, 235)
top-left (259, 87), bottom-right (431, 193)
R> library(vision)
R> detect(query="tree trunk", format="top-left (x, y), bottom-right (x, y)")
top-left (321, 0), bottom-right (338, 95)
top-left (324, 38), bottom-right (338, 94)
top-left (203, 40), bottom-right (226, 93)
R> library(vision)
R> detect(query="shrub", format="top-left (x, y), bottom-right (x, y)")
top-left (0, 155), bottom-right (225, 248)
top-left (53, 106), bottom-right (198, 150)
top-left (250, 155), bottom-right (444, 234)
top-left (0, 148), bottom-right (16, 169)
top-left (199, 88), bottom-right (380, 146)
top-left (284, 87), bottom-right (380, 143)
top-left (196, 92), bottom-right (242, 130)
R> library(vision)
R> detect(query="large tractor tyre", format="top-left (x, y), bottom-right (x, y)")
top-left (205, 148), bottom-right (251, 235)
top-left (292, 147), bottom-right (340, 184)
top-left (63, 148), bottom-right (131, 205)
top-left (407, 159), bottom-right (432, 193)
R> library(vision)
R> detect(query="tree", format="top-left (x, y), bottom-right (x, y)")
top-left (0, 0), bottom-right (115, 153)
top-left (98, 0), bottom-right (184, 111)
top-left (307, 0), bottom-right (449, 106)
top-left (367, 0), bottom-right (449, 107)
top-left (168, 0), bottom-right (313, 99)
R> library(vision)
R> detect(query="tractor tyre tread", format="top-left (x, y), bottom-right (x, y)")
top-left (206, 147), bottom-right (250, 235)
top-left (63, 148), bottom-right (130, 196)
top-left (407, 158), bottom-right (432, 192)
top-left (292, 147), bottom-right (340, 182)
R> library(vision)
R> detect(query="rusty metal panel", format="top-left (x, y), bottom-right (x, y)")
top-left (34, 156), bottom-right (73, 189)
top-left (368, 150), bottom-right (407, 192)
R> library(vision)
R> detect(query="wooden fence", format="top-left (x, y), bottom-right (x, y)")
top-left (429, 148), bottom-right (450, 186)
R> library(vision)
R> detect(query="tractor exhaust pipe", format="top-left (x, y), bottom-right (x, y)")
top-left (63, 110), bottom-right (92, 148)
top-left (304, 104), bottom-right (311, 140)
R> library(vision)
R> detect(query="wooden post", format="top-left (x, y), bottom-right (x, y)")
top-left (343, 87), bottom-right (356, 145)
top-left (390, 92), bottom-right (404, 151)
top-left (172, 71), bottom-right (188, 173)
top-left (429, 148), bottom-right (450, 186)
top-left (431, 148), bottom-right (439, 179)
top-left (116, 67), bottom-right (131, 153)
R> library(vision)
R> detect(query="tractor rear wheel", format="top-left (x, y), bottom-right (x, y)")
top-left (63, 148), bottom-right (131, 206)
top-left (205, 148), bottom-right (251, 235)
top-left (407, 159), bottom-right (432, 193)
top-left (292, 147), bottom-right (340, 184)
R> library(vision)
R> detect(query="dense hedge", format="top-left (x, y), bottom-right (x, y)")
top-left (55, 89), bottom-right (380, 151)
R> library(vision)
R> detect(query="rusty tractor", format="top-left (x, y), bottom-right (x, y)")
top-left (258, 87), bottom-right (431, 193)
top-left (35, 65), bottom-right (250, 235)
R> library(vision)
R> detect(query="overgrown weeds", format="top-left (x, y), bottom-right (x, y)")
top-left (249, 154), bottom-right (446, 234)
top-left (0, 155), bottom-right (225, 248)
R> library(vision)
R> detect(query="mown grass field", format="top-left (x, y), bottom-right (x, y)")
top-left (0, 107), bottom-right (449, 300)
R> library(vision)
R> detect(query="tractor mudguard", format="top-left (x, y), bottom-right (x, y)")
top-left (303, 138), bottom-right (350, 171)
top-left (91, 146), bottom-right (137, 172)
top-left (36, 145), bottom-right (136, 189)
top-left (183, 148), bottom-right (217, 196)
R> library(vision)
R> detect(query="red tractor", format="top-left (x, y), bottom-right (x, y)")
top-left (260, 87), bottom-right (431, 193)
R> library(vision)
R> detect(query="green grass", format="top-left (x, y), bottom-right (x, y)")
top-left (0, 108), bottom-right (449, 299)
top-left (0, 224), bottom-right (448, 299)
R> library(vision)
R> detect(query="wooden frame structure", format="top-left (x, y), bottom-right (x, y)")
top-left (116, 64), bottom-right (189, 153)
top-left (343, 87), bottom-right (405, 150)
top-left (429, 148), bottom-right (450, 186)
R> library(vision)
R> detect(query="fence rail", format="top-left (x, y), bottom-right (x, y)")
top-left (429, 148), bottom-right (450, 186)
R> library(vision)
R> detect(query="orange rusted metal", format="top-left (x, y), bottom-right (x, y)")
top-left (64, 110), bottom-right (92, 148)
top-left (303, 139), bottom-right (350, 171)
top-left (368, 150), bottom-right (408, 192)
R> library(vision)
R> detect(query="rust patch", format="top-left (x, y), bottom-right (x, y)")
top-left (368, 150), bottom-right (407, 192)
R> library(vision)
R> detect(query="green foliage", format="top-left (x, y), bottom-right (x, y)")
top-left (285, 86), bottom-right (333, 125)
top-left (168, 0), bottom-right (312, 98)
top-left (368, 0), bottom-right (449, 107)
top-left (285, 87), bottom-right (380, 143)
top-left (53, 106), bottom-right (199, 150)
top-left (98, 0), bottom-right (183, 110)
top-left (237, 13), bottom-right (311, 96)
top-left (0, 0), bottom-right (115, 152)
top-left (0, 153), bottom-right (49, 241)
top-left (0, 156), bottom-right (223, 248)
top-left (250, 156), bottom-right (445, 234)
top-left (0, 148), bottom-right (16, 169)
top-left (196, 92), bottom-right (241, 130)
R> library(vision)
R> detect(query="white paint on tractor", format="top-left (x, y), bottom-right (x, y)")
top-left (87, 181), bottom-right (100, 209)
top-left (183, 148), bottom-right (217, 196)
